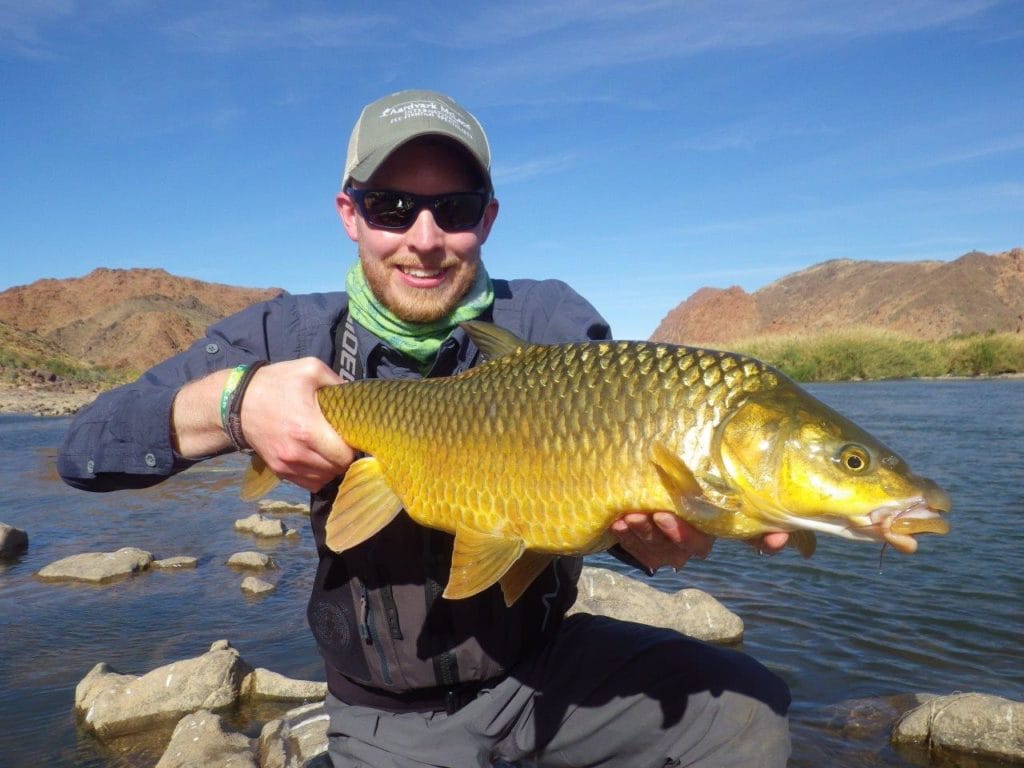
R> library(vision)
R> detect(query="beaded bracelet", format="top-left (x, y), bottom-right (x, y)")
top-left (220, 361), bottom-right (268, 452)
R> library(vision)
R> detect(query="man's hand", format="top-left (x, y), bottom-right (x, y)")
top-left (171, 357), bottom-right (354, 493)
top-left (610, 512), bottom-right (790, 573)
top-left (240, 358), bottom-right (355, 492)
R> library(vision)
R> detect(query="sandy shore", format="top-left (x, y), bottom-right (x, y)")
top-left (0, 382), bottom-right (104, 417)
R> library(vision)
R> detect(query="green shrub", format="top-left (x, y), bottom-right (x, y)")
top-left (730, 328), bottom-right (1022, 382)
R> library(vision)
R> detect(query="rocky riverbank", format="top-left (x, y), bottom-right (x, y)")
top-left (63, 594), bottom-right (1024, 768)
top-left (13, 510), bottom-right (1022, 768)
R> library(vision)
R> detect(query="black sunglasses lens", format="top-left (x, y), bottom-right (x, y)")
top-left (432, 194), bottom-right (486, 231)
top-left (361, 191), bottom-right (417, 229)
top-left (356, 190), bottom-right (487, 231)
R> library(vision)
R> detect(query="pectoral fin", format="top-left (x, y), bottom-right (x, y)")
top-left (444, 523), bottom-right (525, 600)
top-left (651, 442), bottom-right (703, 499)
top-left (788, 529), bottom-right (817, 558)
top-left (650, 442), bottom-right (732, 529)
top-left (325, 457), bottom-right (403, 552)
top-left (499, 551), bottom-right (555, 607)
top-left (241, 455), bottom-right (281, 501)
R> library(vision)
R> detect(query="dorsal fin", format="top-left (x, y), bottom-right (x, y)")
top-left (460, 321), bottom-right (529, 360)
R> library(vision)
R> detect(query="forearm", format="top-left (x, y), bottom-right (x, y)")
top-left (170, 368), bottom-right (234, 459)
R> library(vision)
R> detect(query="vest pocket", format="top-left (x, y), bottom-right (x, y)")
top-left (356, 580), bottom-right (394, 686)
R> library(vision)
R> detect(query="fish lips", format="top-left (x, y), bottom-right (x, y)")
top-left (869, 497), bottom-right (951, 553)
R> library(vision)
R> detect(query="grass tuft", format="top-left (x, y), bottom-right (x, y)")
top-left (728, 328), bottom-right (1024, 382)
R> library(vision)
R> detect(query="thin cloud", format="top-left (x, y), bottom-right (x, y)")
top-left (419, 0), bottom-right (1001, 79)
top-left (160, 5), bottom-right (391, 54)
top-left (921, 134), bottom-right (1024, 168)
top-left (677, 118), bottom-right (840, 153)
top-left (493, 153), bottom-right (579, 185)
top-left (0, 0), bottom-right (394, 58)
top-left (0, 0), bottom-right (74, 58)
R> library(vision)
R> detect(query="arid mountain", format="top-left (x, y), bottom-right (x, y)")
top-left (652, 249), bottom-right (1024, 345)
top-left (0, 268), bottom-right (282, 371)
top-left (2, 252), bottom-right (1022, 381)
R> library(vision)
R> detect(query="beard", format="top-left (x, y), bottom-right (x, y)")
top-left (358, 250), bottom-right (480, 324)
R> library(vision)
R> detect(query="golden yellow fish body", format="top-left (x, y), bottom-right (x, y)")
top-left (322, 339), bottom-right (769, 549)
top-left (243, 322), bottom-right (951, 605)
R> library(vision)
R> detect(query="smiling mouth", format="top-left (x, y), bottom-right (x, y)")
top-left (399, 266), bottom-right (445, 279)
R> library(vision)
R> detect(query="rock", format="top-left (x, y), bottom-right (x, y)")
top-left (155, 710), bottom-right (257, 768)
top-left (241, 576), bottom-right (276, 596)
top-left (823, 694), bottom-right (932, 741)
top-left (569, 566), bottom-right (744, 644)
top-left (234, 513), bottom-right (294, 538)
top-left (37, 546), bottom-right (153, 583)
top-left (258, 702), bottom-right (330, 768)
top-left (153, 556), bottom-right (198, 570)
top-left (227, 551), bottom-right (277, 570)
top-left (258, 499), bottom-right (309, 516)
top-left (0, 522), bottom-right (29, 560)
top-left (75, 639), bottom-right (252, 740)
top-left (243, 668), bottom-right (327, 702)
top-left (891, 692), bottom-right (1024, 764)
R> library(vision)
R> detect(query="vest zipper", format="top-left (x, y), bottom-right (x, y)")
top-left (359, 583), bottom-right (393, 685)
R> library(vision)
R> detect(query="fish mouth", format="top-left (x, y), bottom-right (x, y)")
top-left (867, 493), bottom-right (951, 554)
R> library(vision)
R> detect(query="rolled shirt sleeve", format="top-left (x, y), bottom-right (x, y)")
top-left (57, 291), bottom-right (344, 491)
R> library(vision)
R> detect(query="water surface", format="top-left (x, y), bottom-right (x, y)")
top-left (0, 379), bottom-right (1021, 767)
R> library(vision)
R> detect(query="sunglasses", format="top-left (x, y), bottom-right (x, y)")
top-left (344, 187), bottom-right (491, 232)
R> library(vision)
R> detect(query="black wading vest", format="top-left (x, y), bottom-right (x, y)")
top-left (306, 284), bottom-right (582, 712)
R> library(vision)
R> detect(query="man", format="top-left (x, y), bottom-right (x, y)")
top-left (59, 89), bottom-right (792, 767)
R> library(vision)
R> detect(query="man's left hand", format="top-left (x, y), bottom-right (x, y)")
top-left (610, 512), bottom-right (789, 573)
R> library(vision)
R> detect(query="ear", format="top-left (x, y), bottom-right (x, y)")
top-left (336, 192), bottom-right (360, 243)
top-left (476, 197), bottom-right (499, 245)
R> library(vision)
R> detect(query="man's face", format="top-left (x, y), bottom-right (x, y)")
top-left (337, 138), bottom-right (498, 323)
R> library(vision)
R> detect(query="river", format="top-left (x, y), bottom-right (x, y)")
top-left (0, 379), bottom-right (1021, 767)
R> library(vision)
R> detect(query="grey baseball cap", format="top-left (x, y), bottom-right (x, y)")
top-left (343, 89), bottom-right (493, 193)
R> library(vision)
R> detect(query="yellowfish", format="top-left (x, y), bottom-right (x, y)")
top-left (242, 322), bottom-right (951, 606)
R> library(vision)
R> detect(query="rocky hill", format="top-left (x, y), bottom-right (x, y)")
top-left (2, 251), bottom-right (1021, 387)
top-left (652, 249), bottom-right (1024, 345)
top-left (0, 268), bottom-right (281, 372)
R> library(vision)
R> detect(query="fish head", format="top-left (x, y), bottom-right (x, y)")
top-left (715, 382), bottom-right (951, 551)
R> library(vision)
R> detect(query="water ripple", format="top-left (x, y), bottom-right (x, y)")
top-left (2, 381), bottom-right (1022, 767)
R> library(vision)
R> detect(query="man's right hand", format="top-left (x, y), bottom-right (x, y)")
top-left (171, 357), bottom-right (354, 493)
top-left (241, 358), bottom-right (355, 492)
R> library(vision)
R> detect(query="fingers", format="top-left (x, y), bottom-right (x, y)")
top-left (746, 531), bottom-right (790, 555)
top-left (240, 358), bottom-right (355, 492)
top-left (610, 512), bottom-right (715, 573)
top-left (760, 531), bottom-right (790, 553)
top-left (609, 513), bottom-right (796, 574)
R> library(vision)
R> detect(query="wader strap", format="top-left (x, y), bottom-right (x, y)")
top-left (335, 311), bottom-right (364, 382)
top-left (331, 308), bottom-right (461, 692)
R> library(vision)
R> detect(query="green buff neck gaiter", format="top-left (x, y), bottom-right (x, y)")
top-left (345, 261), bottom-right (494, 372)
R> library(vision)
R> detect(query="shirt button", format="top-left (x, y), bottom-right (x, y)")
top-left (86, 459), bottom-right (95, 473)
top-left (205, 343), bottom-right (219, 354)
top-left (144, 453), bottom-right (157, 467)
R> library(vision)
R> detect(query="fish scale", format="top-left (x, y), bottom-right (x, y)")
top-left (316, 336), bottom-right (776, 554)
top-left (243, 321), bottom-right (950, 605)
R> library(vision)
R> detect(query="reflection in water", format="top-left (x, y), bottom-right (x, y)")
top-left (0, 379), bottom-right (1022, 767)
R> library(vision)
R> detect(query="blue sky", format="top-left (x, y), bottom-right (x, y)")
top-left (2, 1), bottom-right (1022, 340)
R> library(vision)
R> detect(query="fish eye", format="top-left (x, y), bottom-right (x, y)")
top-left (837, 444), bottom-right (870, 473)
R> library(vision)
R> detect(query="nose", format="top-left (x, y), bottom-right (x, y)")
top-left (406, 208), bottom-right (445, 252)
